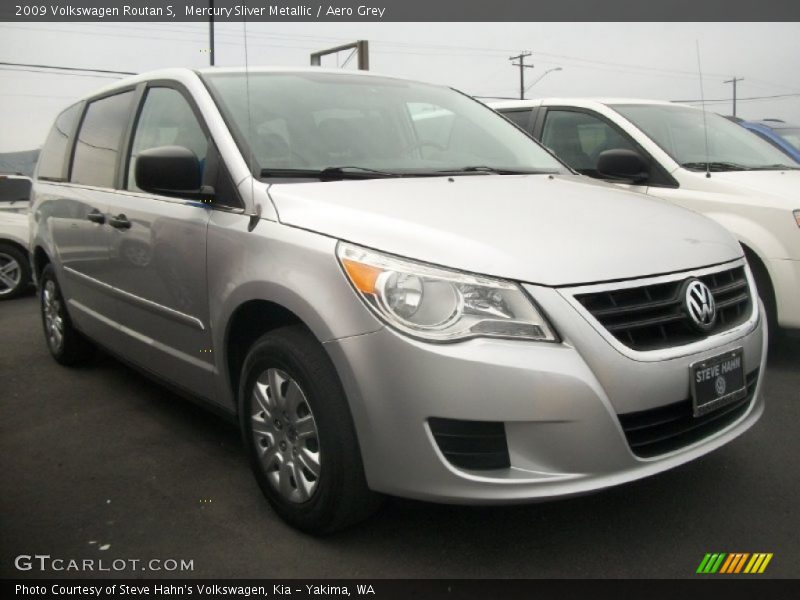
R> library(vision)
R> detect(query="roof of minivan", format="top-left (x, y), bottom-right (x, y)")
top-left (85, 66), bottom-right (443, 99)
top-left (490, 98), bottom-right (682, 110)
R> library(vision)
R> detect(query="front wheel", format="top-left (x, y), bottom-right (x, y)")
top-left (239, 326), bottom-right (381, 534)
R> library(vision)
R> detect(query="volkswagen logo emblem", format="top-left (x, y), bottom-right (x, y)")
top-left (683, 279), bottom-right (717, 332)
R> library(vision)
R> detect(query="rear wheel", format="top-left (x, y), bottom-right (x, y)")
top-left (239, 325), bottom-right (380, 533)
top-left (0, 243), bottom-right (31, 300)
top-left (39, 264), bottom-right (94, 365)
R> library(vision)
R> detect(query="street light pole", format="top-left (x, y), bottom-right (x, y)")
top-left (525, 67), bottom-right (563, 93)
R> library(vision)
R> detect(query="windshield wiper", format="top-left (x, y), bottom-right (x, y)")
top-left (260, 166), bottom-right (402, 181)
top-left (435, 166), bottom-right (558, 175)
top-left (748, 163), bottom-right (800, 171)
top-left (680, 161), bottom-right (753, 172)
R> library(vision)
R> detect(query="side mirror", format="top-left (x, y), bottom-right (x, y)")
top-left (135, 146), bottom-right (213, 200)
top-left (596, 148), bottom-right (649, 183)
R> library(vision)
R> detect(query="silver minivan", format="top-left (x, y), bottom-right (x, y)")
top-left (30, 68), bottom-right (766, 533)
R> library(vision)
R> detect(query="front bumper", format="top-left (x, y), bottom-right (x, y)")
top-left (324, 269), bottom-right (766, 504)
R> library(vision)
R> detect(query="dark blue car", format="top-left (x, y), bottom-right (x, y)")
top-left (739, 119), bottom-right (800, 164)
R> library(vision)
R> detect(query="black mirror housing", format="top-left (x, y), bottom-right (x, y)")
top-left (596, 148), bottom-right (649, 183)
top-left (135, 146), bottom-right (211, 200)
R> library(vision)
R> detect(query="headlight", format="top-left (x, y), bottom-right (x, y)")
top-left (337, 242), bottom-right (558, 343)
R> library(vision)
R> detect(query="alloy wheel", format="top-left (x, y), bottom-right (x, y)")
top-left (42, 279), bottom-right (65, 352)
top-left (0, 251), bottom-right (22, 296)
top-left (250, 368), bottom-right (321, 503)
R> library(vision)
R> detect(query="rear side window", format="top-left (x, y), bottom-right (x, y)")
top-left (71, 91), bottom-right (135, 188)
top-left (126, 87), bottom-right (208, 191)
top-left (37, 104), bottom-right (81, 181)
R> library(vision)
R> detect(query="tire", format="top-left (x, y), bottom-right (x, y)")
top-left (0, 243), bottom-right (31, 300)
top-left (39, 263), bottom-right (95, 366)
top-left (239, 325), bottom-right (381, 534)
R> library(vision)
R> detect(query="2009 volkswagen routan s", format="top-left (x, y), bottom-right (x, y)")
top-left (30, 68), bottom-right (766, 533)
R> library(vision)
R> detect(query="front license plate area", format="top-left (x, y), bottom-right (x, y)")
top-left (690, 349), bottom-right (746, 417)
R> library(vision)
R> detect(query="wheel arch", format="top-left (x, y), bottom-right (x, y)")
top-left (32, 245), bottom-right (51, 285)
top-left (0, 238), bottom-right (29, 263)
top-left (223, 297), bottom-right (308, 411)
top-left (740, 242), bottom-right (777, 325)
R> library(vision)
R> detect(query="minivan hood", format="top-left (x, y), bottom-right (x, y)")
top-left (684, 168), bottom-right (800, 208)
top-left (269, 174), bottom-right (742, 286)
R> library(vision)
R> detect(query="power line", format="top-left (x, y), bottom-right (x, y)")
top-left (673, 92), bottom-right (800, 103)
top-left (0, 67), bottom-right (124, 79)
top-left (0, 93), bottom-right (79, 99)
top-left (0, 24), bottom-right (762, 81)
top-left (1, 24), bottom-right (798, 100)
top-left (0, 61), bottom-right (135, 76)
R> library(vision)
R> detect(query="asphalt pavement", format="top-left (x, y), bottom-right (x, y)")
top-left (1, 293), bottom-right (798, 578)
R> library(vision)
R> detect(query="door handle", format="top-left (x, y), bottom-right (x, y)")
top-left (109, 214), bottom-right (131, 229)
top-left (86, 209), bottom-right (105, 225)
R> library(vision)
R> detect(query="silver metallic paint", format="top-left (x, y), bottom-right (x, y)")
top-left (30, 68), bottom-right (766, 505)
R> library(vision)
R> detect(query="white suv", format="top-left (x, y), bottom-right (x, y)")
top-left (492, 99), bottom-right (800, 335)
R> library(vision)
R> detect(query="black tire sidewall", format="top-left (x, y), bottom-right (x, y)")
top-left (239, 327), bottom-right (362, 532)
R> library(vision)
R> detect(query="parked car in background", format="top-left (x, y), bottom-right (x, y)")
top-left (0, 208), bottom-right (31, 299)
top-left (738, 119), bottom-right (800, 164)
top-left (492, 99), bottom-right (800, 335)
top-left (0, 174), bottom-right (32, 213)
top-left (30, 69), bottom-right (766, 533)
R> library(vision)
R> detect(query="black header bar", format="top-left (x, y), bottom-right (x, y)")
top-left (2, 0), bottom-right (800, 22)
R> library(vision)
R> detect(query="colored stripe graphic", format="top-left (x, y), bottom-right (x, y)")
top-left (699, 552), bottom-right (773, 574)
top-left (697, 554), bottom-right (713, 573)
top-left (697, 553), bottom-right (727, 573)
top-left (758, 554), bottom-right (773, 573)
top-left (719, 554), bottom-right (736, 574)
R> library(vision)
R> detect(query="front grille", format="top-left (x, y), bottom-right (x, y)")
top-left (575, 266), bottom-right (752, 351)
top-left (429, 417), bottom-right (510, 470)
top-left (618, 369), bottom-right (759, 458)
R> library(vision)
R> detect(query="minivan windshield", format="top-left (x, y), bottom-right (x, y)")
top-left (203, 71), bottom-right (567, 178)
top-left (611, 104), bottom-right (798, 171)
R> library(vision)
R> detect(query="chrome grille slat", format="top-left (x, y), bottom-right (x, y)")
top-left (575, 266), bottom-right (752, 351)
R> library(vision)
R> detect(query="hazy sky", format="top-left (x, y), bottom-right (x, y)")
top-left (1, 21), bottom-right (799, 152)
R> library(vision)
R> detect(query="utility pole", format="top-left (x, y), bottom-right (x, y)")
top-left (209, 0), bottom-right (215, 66)
top-left (509, 51), bottom-right (534, 100)
top-left (723, 76), bottom-right (744, 117)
